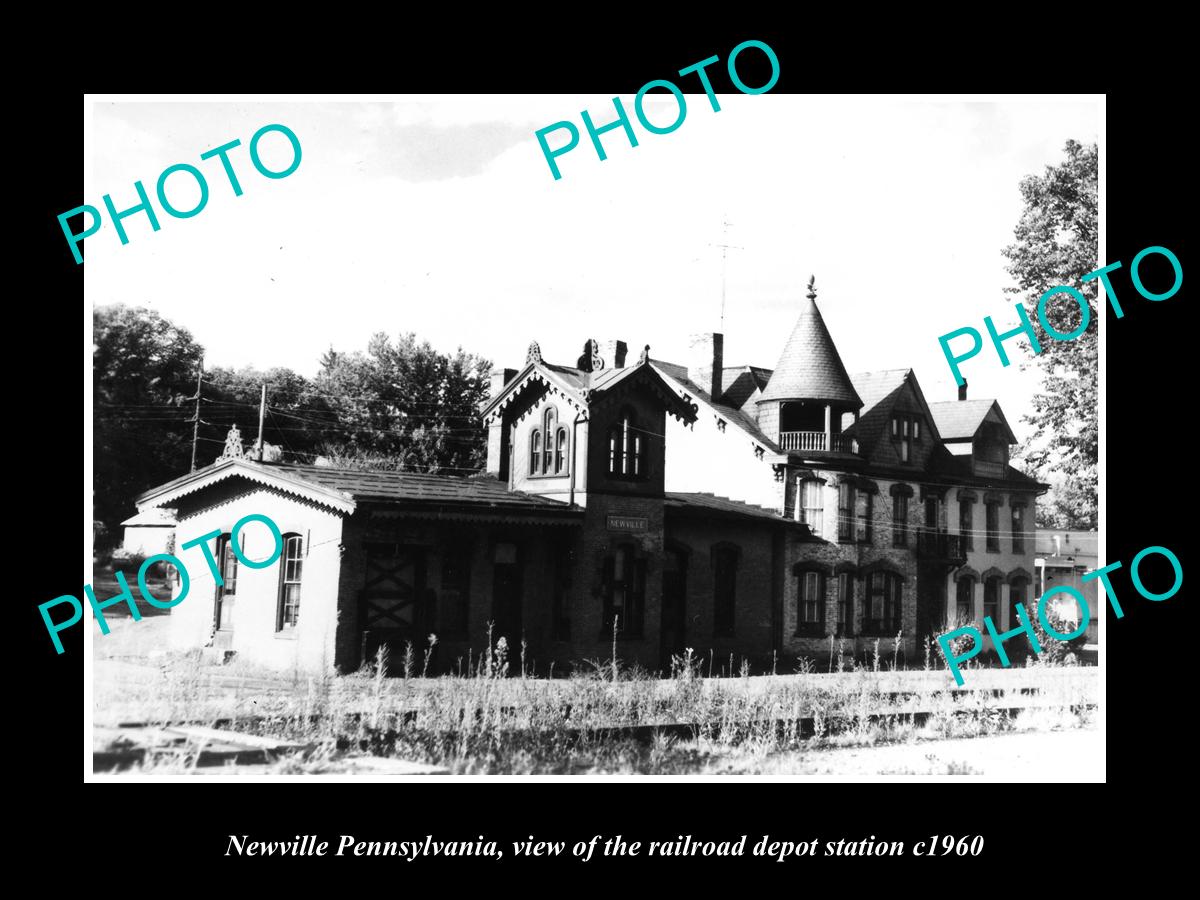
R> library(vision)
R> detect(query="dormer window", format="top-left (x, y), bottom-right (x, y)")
top-left (890, 414), bottom-right (922, 463)
top-left (529, 406), bottom-right (568, 478)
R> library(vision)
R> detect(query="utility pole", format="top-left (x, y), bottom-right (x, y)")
top-left (256, 382), bottom-right (267, 462)
top-left (189, 355), bottom-right (204, 472)
top-left (709, 216), bottom-right (742, 332)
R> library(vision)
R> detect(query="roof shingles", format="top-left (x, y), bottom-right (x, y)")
top-left (758, 296), bottom-right (862, 406)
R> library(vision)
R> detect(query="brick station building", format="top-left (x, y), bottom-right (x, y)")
top-left (136, 279), bottom-right (1043, 674)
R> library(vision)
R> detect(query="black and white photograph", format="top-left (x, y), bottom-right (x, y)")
top-left (81, 92), bottom-right (1105, 780)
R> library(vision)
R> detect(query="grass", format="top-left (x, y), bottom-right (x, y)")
top-left (95, 619), bottom-right (1098, 775)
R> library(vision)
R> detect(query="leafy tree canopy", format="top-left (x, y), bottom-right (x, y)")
top-left (1003, 140), bottom-right (1098, 529)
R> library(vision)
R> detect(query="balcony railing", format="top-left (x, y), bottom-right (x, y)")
top-left (778, 431), bottom-right (856, 453)
top-left (916, 530), bottom-right (968, 564)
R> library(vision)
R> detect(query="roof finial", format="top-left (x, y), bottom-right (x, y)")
top-left (218, 423), bottom-right (247, 461)
top-left (526, 340), bottom-right (542, 364)
top-left (639, 344), bottom-right (651, 365)
top-left (807, 275), bottom-right (817, 301)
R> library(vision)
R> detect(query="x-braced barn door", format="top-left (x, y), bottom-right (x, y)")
top-left (360, 542), bottom-right (427, 674)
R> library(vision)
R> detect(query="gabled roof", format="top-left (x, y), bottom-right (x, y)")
top-left (928, 399), bottom-right (1017, 444)
top-left (121, 508), bottom-right (176, 527)
top-left (135, 458), bottom-right (582, 520)
top-left (851, 369), bottom-right (912, 415)
top-left (481, 354), bottom-right (697, 426)
top-left (721, 365), bottom-right (773, 411)
top-left (844, 368), bottom-right (944, 456)
top-left (650, 360), bottom-right (780, 454)
top-left (137, 458), bottom-right (357, 513)
top-left (758, 294), bottom-right (862, 407)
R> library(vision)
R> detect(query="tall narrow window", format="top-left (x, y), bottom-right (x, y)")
top-left (837, 572), bottom-right (854, 637)
top-left (900, 419), bottom-right (911, 462)
top-left (1011, 504), bottom-right (1026, 553)
top-left (838, 483), bottom-right (855, 542)
top-left (1008, 578), bottom-right (1028, 629)
top-left (555, 427), bottom-right (568, 474)
top-left (956, 577), bottom-right (974, 624)
top-left (856, 491), bottom-right (873, 544)
top-left (960, 498), bottom-right (974, 550)
top-left (607, 409), bottom-right (642, 479)
top-left (795, 569), bottom-right (824, 636)
top-left (277, 533), bottom-right (303, 631)
top-left (530, 430), bottom-right (542, 476)
top-left (797, 479), bottom-right (824, 534)
top-left (220, 534), bottom-right (239, 596)
top-left (544, 422), bottom-right (556, 475)
top-left (712, 545), bottom-right (738, 637)
top-left (866, 571), bottom-right (902, 634)
top-left (892, 493), bottom-right (908, 547)
top-left (984, 576), bottom-right (1000, 624)
top-left (986, 501), bottom-right (1000, 552)
top-left (214, 533), bottom-right (238, 631)
top-left (602, 545), bottom-right (645, 637)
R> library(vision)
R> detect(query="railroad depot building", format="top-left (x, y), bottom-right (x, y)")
top-left (135, 281), bottom-right (1043, 674)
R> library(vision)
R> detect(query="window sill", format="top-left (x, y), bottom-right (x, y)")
top-left (274, 630), bottom-right (299, 641)
top-left (528, 472), bottom-right (569, 480)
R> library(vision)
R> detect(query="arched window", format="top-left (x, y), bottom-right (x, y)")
top-left (277, 533), bottom-right (304, 631)
top-left (607, 408), bottom-right (642, 479)
top-left (530, 406), bottom-right (568, 478)
top-left (555, 426), bottom-right (568, 474)
top-left (529, 429), bottom-right (542, 476)
top-left (542, 408), bottom-right (556, 473)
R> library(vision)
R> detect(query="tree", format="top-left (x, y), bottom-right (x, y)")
top-left (1002, 140), bottom-right (1098, 529)
top-left (92, 305), bottom-right (203, 538)
top-left (315, 332), bottom-right (491, 473)
top-left (203, 365), bottom-right (336, 461)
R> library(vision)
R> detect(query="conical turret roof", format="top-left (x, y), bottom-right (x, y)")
top-left (759, 278), bottom-right (862, 407)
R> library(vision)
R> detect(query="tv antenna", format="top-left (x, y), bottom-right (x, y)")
top-left (709, 216), bottom-right (742, 332)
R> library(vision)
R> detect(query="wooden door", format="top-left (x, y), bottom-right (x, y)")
top-left (359, 543), bottom-right (426, 674)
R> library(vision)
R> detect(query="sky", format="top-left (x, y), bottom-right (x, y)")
top-left (85, 95), bottom-right (1100, 443)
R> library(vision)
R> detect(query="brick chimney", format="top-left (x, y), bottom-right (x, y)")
top-left (486, 367), bottom-right (517, 477)
top-left (958, 379), bottom-right (968, 401)
top-left (688, 333), bottom-right (724, 401)
top-left (602, 339), bottom-right (628, 369)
